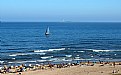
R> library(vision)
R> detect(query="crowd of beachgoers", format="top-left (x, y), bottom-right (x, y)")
top-left (0, 61), bottom-right (120, 75)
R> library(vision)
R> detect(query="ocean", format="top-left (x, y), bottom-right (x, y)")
top-left (1, 22), bottom-right (121, 65)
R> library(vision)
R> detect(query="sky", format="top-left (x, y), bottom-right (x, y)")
top-left (0, 0), bottom-right (121, 22)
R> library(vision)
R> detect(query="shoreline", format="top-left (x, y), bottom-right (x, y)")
top-left (1, 61), bottom-right (121, 75)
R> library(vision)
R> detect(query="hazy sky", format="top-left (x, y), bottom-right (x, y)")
top-left (0, 0), bottom-right (121, 22)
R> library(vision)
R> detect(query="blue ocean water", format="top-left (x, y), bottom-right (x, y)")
top-left (1, 22), bottom-right (121, 65)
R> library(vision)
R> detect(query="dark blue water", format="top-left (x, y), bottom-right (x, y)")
top-left (1, 22), bottom-right (121, 65)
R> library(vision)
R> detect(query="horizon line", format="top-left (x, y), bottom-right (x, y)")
top-left (1, 21), bottom-right (121, 23)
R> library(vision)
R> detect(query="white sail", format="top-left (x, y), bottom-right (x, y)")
top-left (45, 27), bottom-right (50, 35)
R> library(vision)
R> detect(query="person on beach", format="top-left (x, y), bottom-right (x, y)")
top-left (113, 62), bottom-right (115, 67)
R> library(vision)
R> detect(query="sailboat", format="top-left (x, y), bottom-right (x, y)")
top-left (45, 27), bottom-right (50, 35)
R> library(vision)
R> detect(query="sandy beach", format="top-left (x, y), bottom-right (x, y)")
top-left (1, 62), bottom-right (121, 75)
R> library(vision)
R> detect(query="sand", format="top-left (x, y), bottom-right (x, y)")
top-left (1, 64), bottom-right (121, 75)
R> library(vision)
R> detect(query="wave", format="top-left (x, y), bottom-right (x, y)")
top-left (61, 59), bottom-right (72, 62)
top-left (0, 61), bottom-right (4, 64)
top-left (48, 58), bottom-right (72, 62)
top-left (93, 49), bottom-right (121, 52)
top-left (8, 60), bottom-right (37, 64)
top-left (36, 60), bottom-right (47, 62)
top-left (9, 53), bottom-right (26, 56)
top-left (93, 50), bottom-right (111, 52)
top-left (75, 57), bottom-right (80, 59)
top-left (73, 58), bottom-right (96, 61)
top-left (12, 58), bottom-right (16, 60)
top-left (65, 55), bottom-right (72, 57)
top-left (41, 56), bottom-right (53, 59)
top-left (9, 53), bottom-right (46, 57)
top-left (77, 51), bottom-right (84, 52)
top-left (48, 58), bottom-right (58, 61)
top-left (34, 48), bottom-right (65, 52)
top-left (85, 49), bottom-right (121, 52)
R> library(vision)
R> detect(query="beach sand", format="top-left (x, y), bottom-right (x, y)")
top-left (1, 63), bottom-right (121, 75)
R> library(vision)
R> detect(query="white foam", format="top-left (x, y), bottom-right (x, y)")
top-left (8, 61), bottom-right (37, 64)
top-left (62, 59), bottom-right (72, 62)
top-left (65, 55), bottom-right (72, 57)
top-left (49, 58), bottom-right (73, 62)
top-left (48, 58), bottom-right (58, 61)
top-left (8, 62), bottom-right (14, 64)
top-left (76, 55), bottom-right (80, 56)
top-left (77, 51), bottom-right (84, 52)
top-left (93, 50), bottom-right (111, 52)
top-left (60, 58), bottom-right (72, 62)
top-left (0, 67), bottom-right (3, 70)
top-left (86, 49), bottom-right (93, 50)
top-left (9, 55), bottom-right (17, 56)
top-left (49, 58), bottom-right (63, 62)
top-left (28, 53), bottom-right (46, 55)
top-left (12, 58), bottom-right (16, 60)
top-left (74, 58), bottom-right (92, 61)
top-left (22, 61), bottom-right (37, 63)
top-left (0, 61), bottom-right (4, 64)
top-left (36, 60), bottom-right (47, 62)
top-left (9, 53), bottom-right (46, 56)
top-left (34, 48), bottom-right (65, 52)
top-left (75, 57), bottom-right (80, 59)
top-left (9, 53), bottom-right (29, 56)
top-left (86, 49), bottom-right (121, 52)
top-left (74, 59), bottom-right (81, 60)
top-left (63, 59), bottom-right (72, 62)
top-left (41, 56), bottom-right (53, 59)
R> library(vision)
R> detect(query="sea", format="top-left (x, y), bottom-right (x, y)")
top-left (1, 22), bottom-right (121, 66)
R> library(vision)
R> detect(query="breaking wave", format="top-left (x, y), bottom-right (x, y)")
top-left (34, 48), bottom-right (65, 52)
top-left (9, 53), bottom-right (46, 57)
